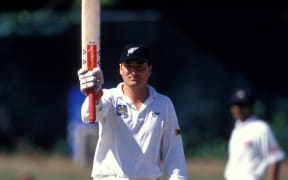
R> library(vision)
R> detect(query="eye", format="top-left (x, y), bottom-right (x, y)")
top-left (124, 63), bottom-right (146, 71)
top-left (125, 64), bottom-right (133, 69)
top-left (135, 65), bottom-right (145, 70)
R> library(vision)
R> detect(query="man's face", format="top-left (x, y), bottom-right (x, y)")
top-left (230, 104), bottom-right (253, 121)
top-left (119, 61), bottom-right (152, 88)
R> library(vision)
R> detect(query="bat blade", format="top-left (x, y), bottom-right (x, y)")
top-left (81, 0), bottom-right (102, 123)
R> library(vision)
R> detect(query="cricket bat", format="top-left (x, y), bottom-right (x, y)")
top-left (81, 0), bottom-right (102, 123)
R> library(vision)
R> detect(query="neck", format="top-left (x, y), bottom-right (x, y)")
top-left (122, 84), bottom-right (149, 104)
top-left (239, 113), bottom-right (253, 122)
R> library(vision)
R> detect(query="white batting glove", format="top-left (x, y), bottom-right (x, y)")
top-left (77, 67), bottom-right (104, 96)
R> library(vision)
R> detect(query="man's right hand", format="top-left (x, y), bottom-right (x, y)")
top-left (77, 67), bottom-right (104, 96)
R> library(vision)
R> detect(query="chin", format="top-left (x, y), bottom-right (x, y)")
top-left (129, 83), bottom-right (139, 87)
top-left (125, 81), bottom-right (137, 86)
top-left (129, 81), bottom-right (144, 88)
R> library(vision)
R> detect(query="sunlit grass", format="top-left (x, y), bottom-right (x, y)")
top-left (0, 154), bottom-right (286, 180)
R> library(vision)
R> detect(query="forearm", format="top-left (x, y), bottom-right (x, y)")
top-left (267, 162), bottom-right (281, 180)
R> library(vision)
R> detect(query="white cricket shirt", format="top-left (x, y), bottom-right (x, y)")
top-left (224, 115), bottom-right (285, 180)
top-left (81, 83), bottom-right (187, 180)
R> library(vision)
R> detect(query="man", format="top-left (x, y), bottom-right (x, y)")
top-left (78, 44), bottom-right (187, 180)
top-left (224, 89), bottom-right (285, 180)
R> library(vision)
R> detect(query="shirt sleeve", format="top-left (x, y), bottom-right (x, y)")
top-left (161, 99), bottom-right (187, 180)
top-left (255, 123), bottom-right (285, 176)
top-left (265, 126), bottom-right (285, 164)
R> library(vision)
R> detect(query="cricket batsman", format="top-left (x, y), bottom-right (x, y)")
top-left (78, 44), bottom-right (187, 180)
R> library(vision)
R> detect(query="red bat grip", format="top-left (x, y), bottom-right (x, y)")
top-left (87, 43), bottom-right (101, 123)
top-left (88, 91), bottom-right (96, 122)
top-left (87, 88), bottom-right (103, 123)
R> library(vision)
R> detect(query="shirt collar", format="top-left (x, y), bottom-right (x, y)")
top-left (115, 82), bottom-right (157, 103)
top-left (235, 114), bottom-right (258, 128)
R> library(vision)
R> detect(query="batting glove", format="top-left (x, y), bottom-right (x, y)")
top-left (78, 67), bottom-right (104, 96)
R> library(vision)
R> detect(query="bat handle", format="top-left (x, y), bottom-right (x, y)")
top-left (88, 89), bottom-right (103, 123)
top-left (87, 43), bottom-right (96, 123)
top-left (88, 91), bottom-right (96, 123)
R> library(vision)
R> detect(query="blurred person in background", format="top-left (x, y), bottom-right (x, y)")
top-left (224, 89), bottom-right (285, 180)
top-left (77, 44), bottom-right (187, 180)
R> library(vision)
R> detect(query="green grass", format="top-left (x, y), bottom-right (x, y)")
top-left (0, 154), bottom-right (286, 180)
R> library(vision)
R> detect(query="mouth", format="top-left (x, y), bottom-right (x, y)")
top-left (128, 76), bottom-right (138, 81)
